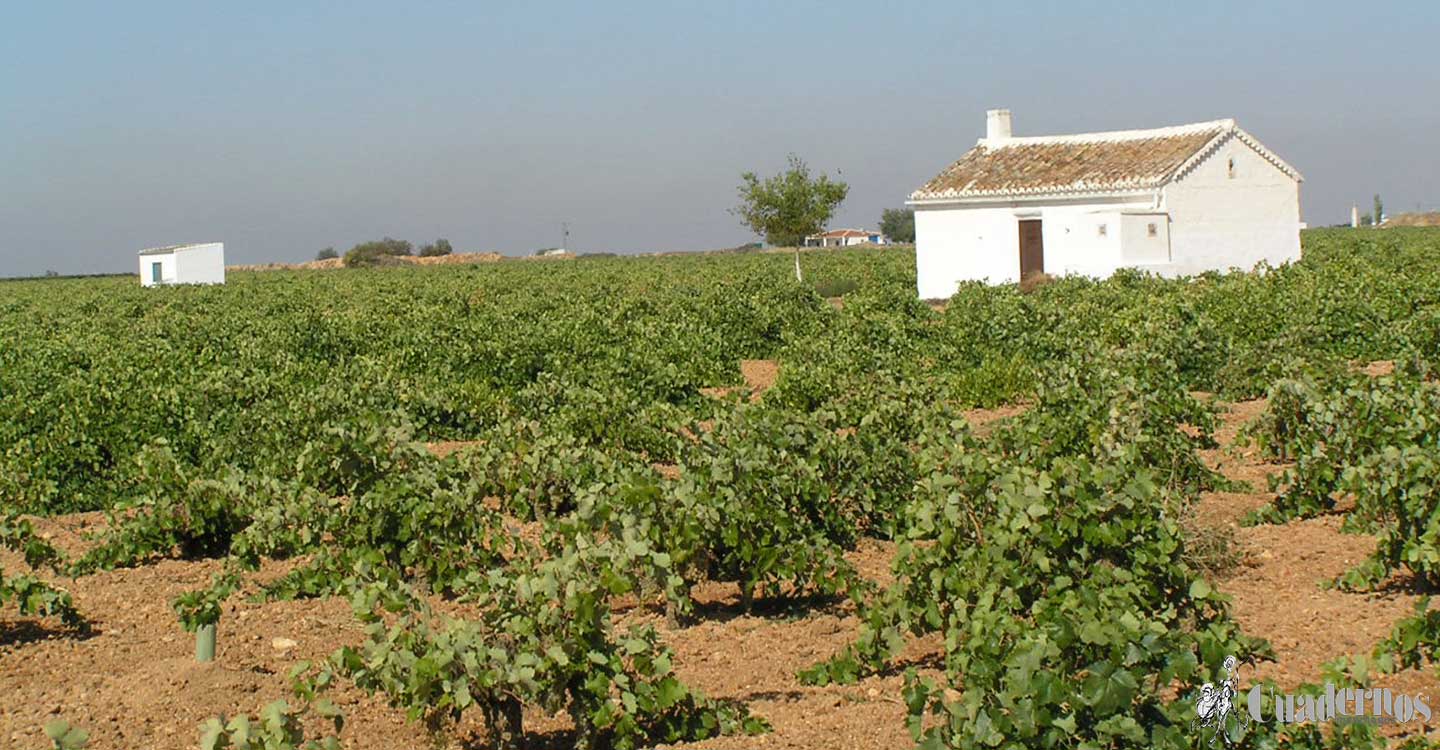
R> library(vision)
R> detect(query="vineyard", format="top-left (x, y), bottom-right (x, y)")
top-left (3, 229), bottom-right (1440, 749)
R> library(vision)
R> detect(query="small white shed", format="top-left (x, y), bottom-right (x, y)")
top-left (138, 243), bottom-right (226, 286)
top-left (909, 110), bottom-right (1304, 298)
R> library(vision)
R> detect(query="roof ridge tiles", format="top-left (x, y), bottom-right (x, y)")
top-left (909, 118), bottom-right (1295, 202)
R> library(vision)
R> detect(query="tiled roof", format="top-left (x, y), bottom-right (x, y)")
top-left (910, 119), bottom-right (1300, 201)
top-left (808, 229), bottom-right (877, 239)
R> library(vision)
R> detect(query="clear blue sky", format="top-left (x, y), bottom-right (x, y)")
top-left (2, 1), bottom-right (1436, 275)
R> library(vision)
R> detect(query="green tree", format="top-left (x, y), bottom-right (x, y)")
top-left (1374, 194), bottom-right (1385, 226)
top-left (732, 155), bottom-right (848, 281)
top-left (316, 247), bottom-right (338, 261)
top-left (418, 238), bottom-right (453, 257)
top-left (878, 208), bottom-right (915, 243)
top-left (343, 237), bottom-right (413, 267)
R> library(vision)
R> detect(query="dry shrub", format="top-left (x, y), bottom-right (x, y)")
top-left (1181, 516), bottom-right (1244, 579)
top-left (1018, 272), bottom-right (1055, 294)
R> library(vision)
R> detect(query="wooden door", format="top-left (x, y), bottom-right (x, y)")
top-left (1018, 220), bottom-right (1044, 278)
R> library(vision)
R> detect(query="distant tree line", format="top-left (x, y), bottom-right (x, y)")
top-left (419, 238), bottom-right (454, 257)
top-left (317, 237), bottom-right (454, 267)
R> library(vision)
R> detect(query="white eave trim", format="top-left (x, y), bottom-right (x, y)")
top-left (1235, 126), bottom-right (1304, 182)
top-left (1169, 125), bottom-right (1304, 184)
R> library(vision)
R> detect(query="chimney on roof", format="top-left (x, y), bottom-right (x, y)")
top-left (986, 109), bottom-right (1013, 141)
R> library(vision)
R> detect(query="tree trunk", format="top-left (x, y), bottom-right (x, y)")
top-left (664, 575), bottom-right (694, 627)
top-left (665, 595), bottom-right (694, 628)
top-left (570, 701), bottom-right (601, 750)
top-left (739, 580), bottom-right (755, 613)
top-left (482, 696), bottom-right (524, 750)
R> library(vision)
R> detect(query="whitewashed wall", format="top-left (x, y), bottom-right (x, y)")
top-left (1039, 207), bottom-right (1125, 278)
top-left (912, 139), bottom-right (1301, 297)
top-left (914, 199), bottom-right (1153, 297)
top-left (1118, 213), bottom-right (1172, 266)
top-left (138, 243), bottom-right (225, 286)
top-left (915, 205), bottom-right (1022, 297)
top-left (139, 254), bottom-right (176, 286)
top-left (1162, 137), bottom-right (1301, 274)
top-left (175, 243), bottom-right (226, 284)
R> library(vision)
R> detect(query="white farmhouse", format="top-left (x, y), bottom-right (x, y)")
top-left (138, 242), bottom-right (226, 286)
top-left (909, 110), bottom-right (1303, 298)
top-left (803, 229), bottom-right (887, 248)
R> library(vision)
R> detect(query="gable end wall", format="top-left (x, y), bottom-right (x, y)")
top-left (1162, 135), bottom-right (1301, 275)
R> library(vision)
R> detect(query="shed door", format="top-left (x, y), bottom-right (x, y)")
top-left (151, 262), bottom-right (163, 283)
top-left (1018, 220), bottom-right (1045, 278)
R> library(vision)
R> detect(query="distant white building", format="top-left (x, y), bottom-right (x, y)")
top-left (803, 228), bottom-right (887, 247)
top-left (138, 243), bottom-right (226, 286)
top-left (909, 109), bottom-right (1304, 298)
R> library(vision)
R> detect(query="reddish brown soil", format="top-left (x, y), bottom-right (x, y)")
top-left (0, 520), bottom-right (928, 750)
top-left (740, 360), bottom-right (779, 395)
top-left (703, 360), bottom-right (779, 403)
top-left (6, 383), bottom-right (1438, 747)
top-left (1359, 360), bottom-right (1397, 377)
top-left (1198, 398), bottom-right (1439, 739)
top-left (425, 440), bottom-right (484, 459)
top-left (961, 403), bottom-right (1028, 437)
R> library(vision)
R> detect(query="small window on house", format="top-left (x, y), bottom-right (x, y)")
top-left (1227, 157), bottom-right (1236, 179)
top-left (1147, 223), bottom-right (1158, 237)
top-left (1097, 224), bottom-right (1108, 237)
